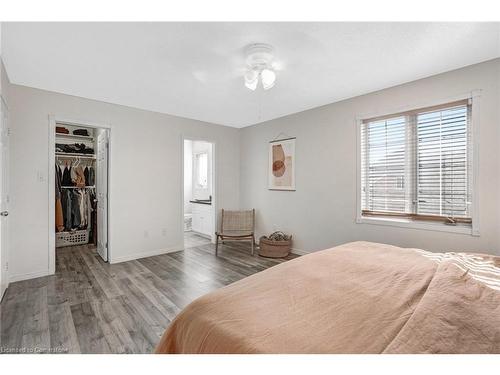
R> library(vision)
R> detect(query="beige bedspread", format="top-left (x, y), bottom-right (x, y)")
top-left (155, 241), bottom-right (500, 354)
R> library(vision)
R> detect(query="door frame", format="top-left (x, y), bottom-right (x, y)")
top-left (0, 95), bottom-right (9, 300)
top-left (181, 135), bottom-right (217, 247)
top-left (48, 116), bottom-right (112, 275)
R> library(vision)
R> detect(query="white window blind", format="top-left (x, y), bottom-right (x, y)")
top-left (360, 100), bottom-right (472, 224)
top-left (361, 116), bottom-right (409, 214)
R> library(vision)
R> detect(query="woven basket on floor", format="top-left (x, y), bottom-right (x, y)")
top-left (258, 236), bottom-right (292, 258)
top-left (56, 229), bottom-right (89, 247)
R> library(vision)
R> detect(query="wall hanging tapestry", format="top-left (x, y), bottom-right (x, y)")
top-left (269, 137), bottom-right (295, 190)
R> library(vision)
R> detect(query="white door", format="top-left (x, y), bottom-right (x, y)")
top-left (96, 130), bottom-right (108, 261)
top-left (0, 98), bottom-right (10, 300)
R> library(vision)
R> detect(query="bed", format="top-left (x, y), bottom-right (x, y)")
top-left (155, 241), bottom-right (500, 354)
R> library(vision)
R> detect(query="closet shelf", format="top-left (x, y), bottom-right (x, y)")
top-left (56, 152), bottom-right (96, 159)
top-left (56, 133), bottom-right (94, 141)
top-left (61, 186), bottom-right (96, 189)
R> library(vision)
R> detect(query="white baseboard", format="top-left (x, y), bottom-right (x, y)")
top-left (0, 282), bottom-right (8, 302)
top-left (110, 245), bottom-right (183, 264)
top-left (9, 269), bottom-right (50, 283)
top-left (291, 247), bottom-right (311, 256)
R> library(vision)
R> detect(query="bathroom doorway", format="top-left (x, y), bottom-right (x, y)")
top-left (182, 138), bottom-right (216, 250)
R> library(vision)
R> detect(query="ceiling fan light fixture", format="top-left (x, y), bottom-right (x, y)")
top-left (244, 69), bottom-right (258, 91)
top-left (261, 68), bottom-right (276, 90)
top-left (243, 43), bottom-right (277, 91)
top-left (245, 79), bottom-right (258, 91)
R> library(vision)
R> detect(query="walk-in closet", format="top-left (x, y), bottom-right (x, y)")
top-left (53, 122), bottom-right (109, 262)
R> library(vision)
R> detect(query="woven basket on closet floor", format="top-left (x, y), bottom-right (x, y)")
top-left (56, 229), bottom-right (89, 247)
top-left (258, 236), bottom-right (292, 258)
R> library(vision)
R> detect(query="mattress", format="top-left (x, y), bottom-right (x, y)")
top-left (155, 241), bottom-right (500, 353)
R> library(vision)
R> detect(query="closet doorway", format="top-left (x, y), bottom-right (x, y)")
top-left (49, 118), bottom-right (110, 274)
top-left (182, 138), bottom-right (216, 250)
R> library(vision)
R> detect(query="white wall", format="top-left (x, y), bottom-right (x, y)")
top-left (0, 63), bottom-right (4, 101)
top-left (240, 58), bottom-right (500, 255)
top-left (8, 84), bottom-right (240, 281)
top-left (183, 140), bottom-right (193, 214)
top-left (0, 58), bottom-right (7, 102)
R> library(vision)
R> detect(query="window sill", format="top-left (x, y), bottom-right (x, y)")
top-left (356, 215), bottom-right (478, 236)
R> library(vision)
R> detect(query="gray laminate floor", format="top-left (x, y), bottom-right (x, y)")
top-left (0, 241), bottom-right (297, 354)
top-left (184, 231), bottom-right (211, 249)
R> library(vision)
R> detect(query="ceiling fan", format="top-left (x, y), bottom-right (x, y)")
top-left (243, 43), bottom-right (278, 91)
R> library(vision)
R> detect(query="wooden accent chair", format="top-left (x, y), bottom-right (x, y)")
top-left (215, 209), bottom-right (255, 256)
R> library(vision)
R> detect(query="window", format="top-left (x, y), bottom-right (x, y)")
top-left (360, 99), bottom-right (472, 226)
top-left (195, 152), bottom-right (208, 188)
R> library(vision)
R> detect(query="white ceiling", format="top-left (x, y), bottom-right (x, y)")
top-left (3, 22), bottom-right (500, 128)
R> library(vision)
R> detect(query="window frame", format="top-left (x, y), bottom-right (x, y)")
top-left (355, 91), bottom-right (480, 236)
top-left (194, 151), bottom-right (209, 189)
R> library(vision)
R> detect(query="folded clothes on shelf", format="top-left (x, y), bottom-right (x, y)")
top-left (73, 128), bottom-right (89, 136)
top-left (56, 143), bottom-right (95, 154)
top-left (56, 126), bottom-right (69, 134)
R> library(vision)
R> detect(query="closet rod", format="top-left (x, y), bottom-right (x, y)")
top-left (56, 153), bottom-right (96, 159)
top-left (56, 133), bottom-right (94, 141)
top-left (61, 186), bottom-right (96, 189)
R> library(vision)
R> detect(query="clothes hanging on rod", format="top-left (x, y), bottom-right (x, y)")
top-left (74, 166), bottom-right (86, 188)
top-left (88, 166), bottom-right (95, 186)
top-left (83, 166), bottom-right (96, 187)
top-left (57, 164), bottom-right (63, 182)
top-left (58, 159), bottom-right (95, 187)
top-left (61, 189), bottom-right (70, 230)
top-left (59, 188), bottom-right (95, 232)
top-left (61, 164), bottom-right (72, 186)
top-left (70, 190), bottom-right (81, 229)
top-left (55, 164), bottom-right (64, 232)
top-left (55, 157), bottom-right (96, 236)
top-left (70, 166), bottom-right (78, 185)
top-left (84, 167), bottom-right (89, 186)
top-left (90, 195), bottom-right (98, 245)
